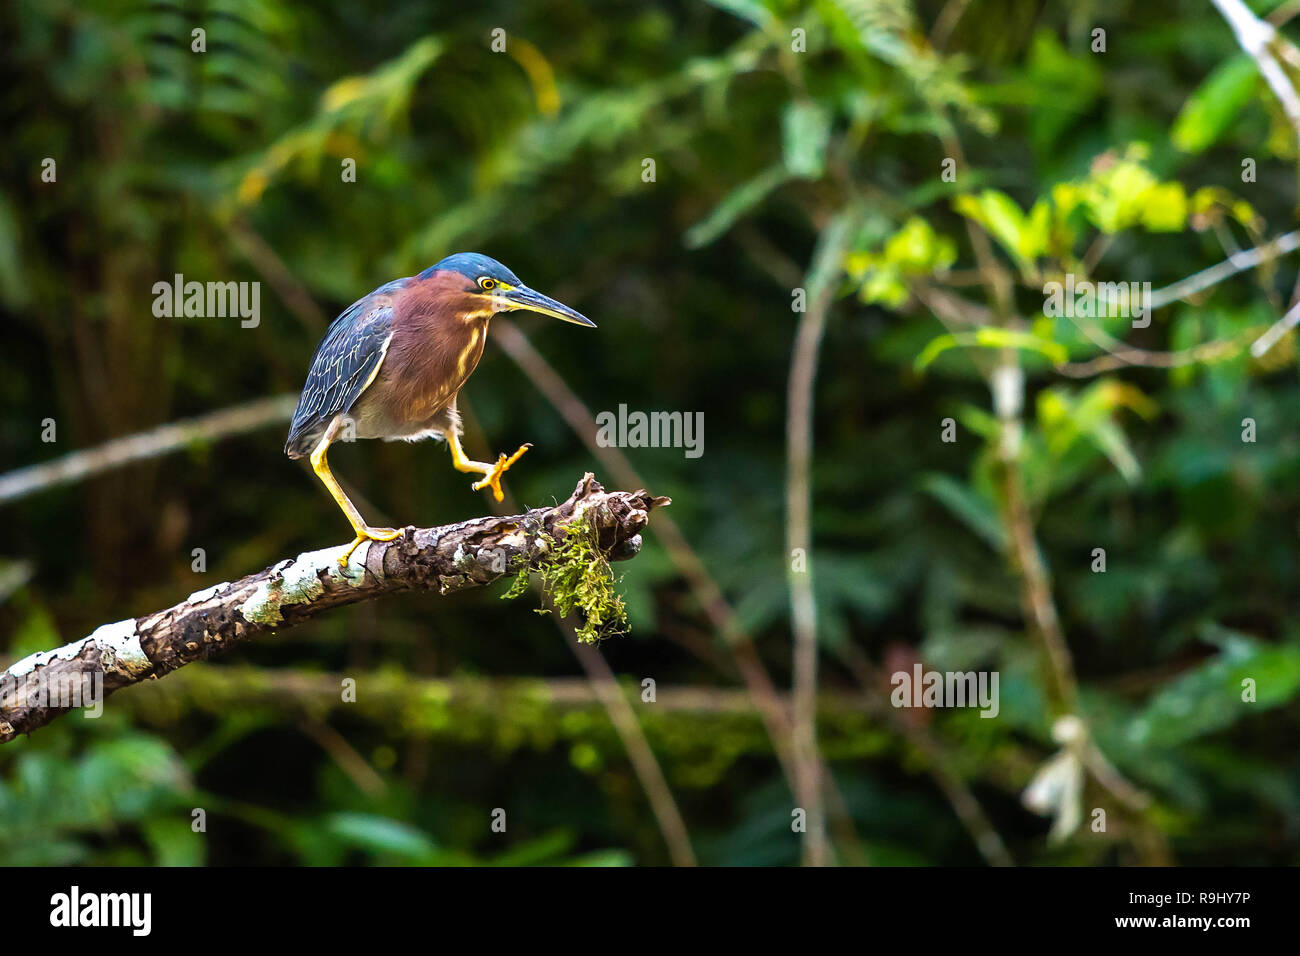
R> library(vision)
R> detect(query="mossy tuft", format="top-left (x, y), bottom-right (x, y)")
top-left (501, 514), bottom-right (628, 643)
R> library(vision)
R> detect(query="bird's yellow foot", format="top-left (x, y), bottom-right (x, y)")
top-left (339, 525), bottom-right (402, 567)
top-left (470, 443), bottom-right (532, 502)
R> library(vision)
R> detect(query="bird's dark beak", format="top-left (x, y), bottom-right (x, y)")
top-left (502, 285), bottom-right (596, 327)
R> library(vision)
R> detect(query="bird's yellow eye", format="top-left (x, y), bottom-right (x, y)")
top-left (479, 277), bottom-right (497, 291)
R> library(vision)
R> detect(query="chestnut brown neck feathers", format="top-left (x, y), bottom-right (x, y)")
top-left (381, 270), bottom-right (490, 422)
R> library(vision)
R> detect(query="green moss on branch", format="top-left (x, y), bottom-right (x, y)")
top-left (502, 515), bottom-right (629, 643)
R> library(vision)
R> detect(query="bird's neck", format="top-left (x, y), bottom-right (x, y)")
top-left (389, 297), bottom-right (489, 406)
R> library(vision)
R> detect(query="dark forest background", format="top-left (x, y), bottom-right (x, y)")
top-left (2, 0), bottom-right (1299, 865)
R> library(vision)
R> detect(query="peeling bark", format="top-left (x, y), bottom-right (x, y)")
top-left (0, 474), bottom-right (668, 743)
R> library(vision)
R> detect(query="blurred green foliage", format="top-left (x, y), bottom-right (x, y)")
top-left (2, 0), bottom-right (1299, 865)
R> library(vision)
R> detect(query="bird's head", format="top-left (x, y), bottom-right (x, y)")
top-left (420, 252), bottom-right (595, 327)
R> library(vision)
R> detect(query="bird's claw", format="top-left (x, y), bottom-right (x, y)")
top-left (471, 443), bottom-right (531, 502)
top-left (339, 526), bottom-right (403, 567)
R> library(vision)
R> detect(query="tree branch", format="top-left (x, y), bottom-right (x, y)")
top-left (1211, 0), bottom-right (1300, 139)
top-left (786, 211), bottom-right (856, 867)
top-left (0, 394), bottom-right (297, 506)
top-left (0, 474), bottom-right (667, 743)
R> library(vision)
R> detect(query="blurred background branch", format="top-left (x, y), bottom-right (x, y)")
top-left (0, 395), bottom-right (296, 506)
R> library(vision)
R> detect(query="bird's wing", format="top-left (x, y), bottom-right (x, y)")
top-left (284, 278), bottom-right (408, 456)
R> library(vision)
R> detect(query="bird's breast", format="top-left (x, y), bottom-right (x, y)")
top-left (375, 317), bottom-right (488, 424)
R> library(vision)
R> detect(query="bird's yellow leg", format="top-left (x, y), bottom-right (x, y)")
top-left (446, 430), bottom-right (530, 503)
top-left (310, 437), bottom-right (401, 566)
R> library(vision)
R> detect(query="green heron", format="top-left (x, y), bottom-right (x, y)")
top-left (285, 252), bottom-right (594, 564)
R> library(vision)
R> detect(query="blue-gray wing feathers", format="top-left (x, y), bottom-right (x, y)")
top-left (284, 278), bottom-right (408, 457)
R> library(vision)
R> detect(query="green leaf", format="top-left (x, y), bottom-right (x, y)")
top-left (1128, 635), bottom-right (1300, 748)
top-left (859, 266), bottom-right (909, 307)
top-left (1020, 30), bottom-right (1104, 156)
top-left (1086, 417), bottom-right (1142, 484)
top-left (701, 0), bottom-right (775, 29)
top-left (141, 818), bottom-right (205, 867)
top-left (684, 165), bottom-right (792, 248)
top-left (1139, 182), bottom-right (1188, 232)
top-left (881, 216), bottom-right (956, 270)
top-left (952, 402), bottom-right (1000, 440)
top-left (782, 101), bottom-right (832, 178)
top-left (489, 829), bottom-right (575, 866)
top-left (915, 328), bottom-right (1067, 372)
top-left (952, 190), bottom-right (1046, 272)
top-left (847, 216), bottom-right (956, 306)
top-left (919, 473), bottom-right (1005, 550)
top-left (1172, 55), bottom-right (1258, 154)
top-left (324, 812), bottom-right (440, 861)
